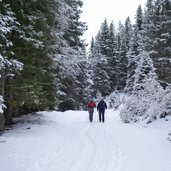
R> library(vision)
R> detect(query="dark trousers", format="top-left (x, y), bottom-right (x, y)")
top-left (88, 109), bottom-right (94, 122)
top-left (99, 109), bottom-right (105, 122)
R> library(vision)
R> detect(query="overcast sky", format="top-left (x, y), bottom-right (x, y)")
top-left (81, 0), bottom-right (147, 45)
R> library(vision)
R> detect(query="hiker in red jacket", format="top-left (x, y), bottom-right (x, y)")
top-left (88, 101), bottom-right (96, 122)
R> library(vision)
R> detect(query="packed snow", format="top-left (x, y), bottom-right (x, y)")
top-left (0, 108), bottom-right (171, 171)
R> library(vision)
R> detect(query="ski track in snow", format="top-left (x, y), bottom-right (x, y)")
top-left (0, 109), bottom-right (171, 171)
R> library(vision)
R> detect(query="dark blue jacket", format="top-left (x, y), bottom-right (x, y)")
top-left (97, 100), bottom-right (107, 111)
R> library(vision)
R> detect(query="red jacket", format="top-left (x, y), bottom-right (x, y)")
top-left (88, 101), bottom-right (96, 108)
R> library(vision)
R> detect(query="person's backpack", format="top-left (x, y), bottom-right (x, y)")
top-left (88, 101), bottom-right (95, 108)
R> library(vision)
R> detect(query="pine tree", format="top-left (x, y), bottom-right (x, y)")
top-left (107, 21), bottom-right (117, 89)
top-left (134, 51), bottom-right (156, 86)
top-left (0, 0), bottom-right (59, 125)
top-left (125, 5), bottom-right (143, 92)
top-left (151, 0), bottom-right (171, 87)
top-left (88, 19), bottom-right (113, 96)
top-left (63, 0), bottom-right (87, 51)
top-left (99, 18), bottom-right (110, 56)
top-left (125, 17), bottom-right (132, 52)
top-left (90, 36), bottom-right (96, 54)
top-left (108, 21), bottom-right (116, 57)
top-left (94, 31), bottom-right (101, 54)
top-left (0, 1), bottom-right (23, 125)
top-left (91, 54), bottom-right (111, 97)
top-left (115, 21), bottom-right (128, 90)
top-left (53, 0), bottom-right (88, 111)
top-left (121, 51), bottom-right (162, 123)
top-left (143, 0), bottom-right (155, 52)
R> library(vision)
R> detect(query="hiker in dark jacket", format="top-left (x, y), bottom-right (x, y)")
top-left (88, 101), bottom-right (96, 122)
top-left (97, 99), bottom-right (107, 122)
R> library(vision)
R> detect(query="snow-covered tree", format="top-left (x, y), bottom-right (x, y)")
top-left (0, 1), bottom-right (23, 125)
top-left (98, 18), bottom-right (110, 56)
top-left (162, 85), bottom-right (171, 117)
top-left (63, 0), bottom-right (87, 51)
top-left (115, 21), bottom-right (128, 90)
top-left (87, 52), bottom-right (111, 97)
top-left (151, 0), bottom-right (171, 87)
top-left (133, 51), bottom-right (156, 85)
top-left (3, 0), bottom-right (56, 120)
top-left (87, 19), bottom-right (114, 97)
top-left (105, 90), bottom-right (122, 110)
top-left (108, 21), bottom-right (116, 57)
top-left (94, 31), bottom-right (102, 54)
top-left (52, 0), bottom-right (88, 111)
top-left (107, 21), bottom-right (117, 89)
top-left (143, 0), bottom-right (155, 52)
top-left (120, 52), bottom-right (166, 123)
top-left (90, 37), bottom-right (95, 54)
top-left (125, 6), bottom-right (144, 93)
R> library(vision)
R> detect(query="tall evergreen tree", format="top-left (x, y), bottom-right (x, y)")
top-left (143, 0), bottom-right (155, 52)
top-left (115, 21), bottom-right (128, 90)
top-left (108, 21), bottom-right (116, 57)
top-left (125, 5), bottom-right (143, 92)
top-left (63, 0), bottom-right (87, 51)
top-left (99, 18), bottom-right (110, 56)
top-left (53, 0), bottom-right (88, 111)
top-left (151, 0), bottom-right (171, 87)
top-left (91, 54), bottom-right (111, 97)
top-left (134, 51), bottom-right (156, 86)
top-left (107, 21), bottom-right (117, 89)
top-left (90, 37), bottom-right (95, 54)
top-left (6, 0), bottom-right (57, 118)
top-left (0, 1), bottom-right (23, 125)
top-left (88, 19), bottom-right (113, 96)
top-left (124, 17), bottom-right (132, 52)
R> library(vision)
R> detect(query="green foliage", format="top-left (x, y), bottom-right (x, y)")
top-left (0, 0), bottom-right (57, 123)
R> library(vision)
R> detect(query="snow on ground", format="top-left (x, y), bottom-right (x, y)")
top-left (0, 109), bottom-right (171, 171)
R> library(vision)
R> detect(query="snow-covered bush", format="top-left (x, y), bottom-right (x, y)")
top-left (120, 78), bottom-right (165, 123)
top-left (120, 79), bottom-right (171, 123)
top-left (120, 51), bottom-right (171, 123)
top-left (106, 91), bottom-right (122, 110)
top-left (161, 86), bottom-right (171, 117)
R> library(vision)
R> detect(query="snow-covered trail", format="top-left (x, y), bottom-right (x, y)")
top-left (0, 109), bottom-right (171, 171)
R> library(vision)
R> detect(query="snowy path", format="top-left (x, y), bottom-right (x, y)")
top-left (0, 109), bottom-right (171, 171)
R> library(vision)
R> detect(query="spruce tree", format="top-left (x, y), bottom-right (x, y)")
top-left (54, 0), bottom-right (88, 111)
top-left (143, 0), bottom-right (155, 52)
top-left (125, 5), bottom-right (143, 92)
top-left (88, 19), bottom-right (113, 96)
top-left (63, 0), bottom-right (87, 51)
top-left (0, 1), bottom-right (23, 125)
top-left (115, 21), bottom-right (128, 90)
top-left (107, 21), bottom-right (117, 89)
top-left (0, 0), bottom-right (58, 124)
top-left (99, 18), bottom-right (110, 56)
top-left (108, 21), bottom-right (116, 57)
top-left (151, 0), bottom-right (171, 87)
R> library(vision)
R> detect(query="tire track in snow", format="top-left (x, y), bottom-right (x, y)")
top-left (70, 124), bottom-right (97, 171)
top-left (82, 123), bottom-right (133, 171)
top-left (68, 122), bottom-right (129, 171)
top-left (88, 124), bottom-right (122, 171)
top-left (104, 123), bottom-right (133, 171)
top-left (40, 123), bottom-right (90, 171)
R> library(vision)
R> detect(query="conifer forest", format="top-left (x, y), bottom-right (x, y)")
top-left (1, 0), bottom-right (171, 130)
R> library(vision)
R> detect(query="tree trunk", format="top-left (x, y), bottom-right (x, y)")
top-left (0, 70), bottom-right (5, 131)
top-left (4, 78), bottom-right (13, 126)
